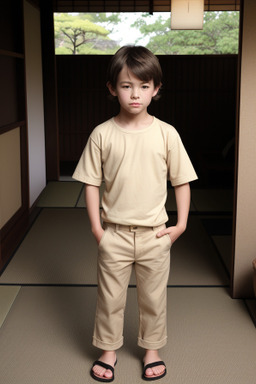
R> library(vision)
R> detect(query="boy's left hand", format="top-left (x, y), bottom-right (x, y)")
top-left (156, 224), bottom-right (186, 244)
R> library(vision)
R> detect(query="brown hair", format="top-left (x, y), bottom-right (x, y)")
top-left (107, 45), bottom-right (162, 100)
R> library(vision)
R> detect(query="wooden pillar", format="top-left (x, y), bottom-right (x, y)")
top-left (40, 0), bottom-right (59, 180)
top-left (232, 0), bottom-right (256, 298)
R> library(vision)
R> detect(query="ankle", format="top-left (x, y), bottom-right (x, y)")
top-left (144, 349), bottom-right (161, 362)
top-left (100, 350), bottom-right (117, 363)
top-left (102, 350), bottom-right (116, 356)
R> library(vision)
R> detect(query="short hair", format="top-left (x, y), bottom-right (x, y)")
top-left (107, 45), bottom-right (162, 100)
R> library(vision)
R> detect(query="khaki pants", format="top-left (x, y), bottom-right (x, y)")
top-left (92, 222), bottom-right (171, 351)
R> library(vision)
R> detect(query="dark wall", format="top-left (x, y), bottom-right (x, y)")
top-left (0, 0), bottom-right (29, 270)
top-left (56, 55), bottom-right (237, 187)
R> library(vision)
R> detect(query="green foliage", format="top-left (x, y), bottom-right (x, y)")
top-left (133, 12), bottom-right (239, 55)
top-left (54, 13), bottom-right (120, 55)
top-left (54, 12), bottom-right (239, 55)
top-left (55, 46), bottom-right (72, 55)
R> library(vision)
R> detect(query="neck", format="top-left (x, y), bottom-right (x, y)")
top-left (115, 109), bottom-right (153, 130)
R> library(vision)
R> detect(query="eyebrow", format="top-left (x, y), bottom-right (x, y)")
top-left (119, 80), bottom-right (150, 85)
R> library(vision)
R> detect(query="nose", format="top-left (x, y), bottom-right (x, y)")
top-left (131, 87), bottom-right (139, 99)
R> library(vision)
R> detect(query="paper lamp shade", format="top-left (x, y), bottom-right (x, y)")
top-left (171, 0), bottom-right (204, 30)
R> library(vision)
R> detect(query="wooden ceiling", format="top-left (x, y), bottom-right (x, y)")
top-left (53, 0), bottom-right (240, 13)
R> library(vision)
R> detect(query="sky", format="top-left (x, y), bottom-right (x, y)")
top-left (65, 12), bottom-right (171, 46)
top-left (106, 12), bottom-right (170, 46)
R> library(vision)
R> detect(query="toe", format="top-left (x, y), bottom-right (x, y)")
top-left (104, 369), bottom-right (113, 379)
top-left (152, 365), bottom-right (165, 376)
top-left (92, 364), bottom-right (114, 380)
top-left (145, 367), bottom-right (154, 377)
top-left (144, 363), bottom-right (166, 379)
top-left (93, 365), bottom-right (105, 377)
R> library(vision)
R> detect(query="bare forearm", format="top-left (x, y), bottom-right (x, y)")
top-left (85, 184), bottom-right (103, 242)
top-left (174, 182), bottom-right (191, 231)
top-left (157, 182), bottom-right (191, 243)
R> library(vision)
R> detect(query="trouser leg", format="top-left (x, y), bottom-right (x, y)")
top-left (134, 226), bottom-right (171, 350)
top-left (93, 226), bottom-right (133, 351)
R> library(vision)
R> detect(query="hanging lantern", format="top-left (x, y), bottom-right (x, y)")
top-left (171, 0), bottom-right (204, 30)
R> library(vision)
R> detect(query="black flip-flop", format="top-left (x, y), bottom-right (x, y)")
top-left (142, 361), bottom-right (167, 381)
top-left (90, 360), bottom-right (117, 383)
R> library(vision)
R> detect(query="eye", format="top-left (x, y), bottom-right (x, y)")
top-left (121, 85), bottom-right (131, 89)
top-left (142, 85), bottom-right (150, 89)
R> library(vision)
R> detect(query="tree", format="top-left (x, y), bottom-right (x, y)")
top-left (54, 13), bottom-right (120, 55)
top-left (132, 12), bottom-right (239, 55)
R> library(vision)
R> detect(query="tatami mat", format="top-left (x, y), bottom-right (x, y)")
top-left (37, 181), bottom-right (83, 207)
top-left (212, 235), bottom-right (233, 276)
top-left (0, 286), bottom-right (20, 328)
top-left (0, 286), bottom-right (255, 384)
top-left (0, 209), bottom-right (97, 285)
top-left (0, 209), bottom-right (228, 286)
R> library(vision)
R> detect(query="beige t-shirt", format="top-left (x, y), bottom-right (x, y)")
top-left (73, 117), bottom-right (198, 226)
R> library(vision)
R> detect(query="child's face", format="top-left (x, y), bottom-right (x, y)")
top-left (108, 66), bottom-right (160, 116)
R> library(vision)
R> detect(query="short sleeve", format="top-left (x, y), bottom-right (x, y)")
top-left (72, 136), bottom-right (102, 186)
top-left (167, 131), bottom-right (198, 186)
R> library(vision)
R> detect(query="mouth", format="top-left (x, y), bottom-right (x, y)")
top-left (129, 103), bottom-right (141, 107)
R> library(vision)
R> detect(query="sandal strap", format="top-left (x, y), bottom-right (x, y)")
top-left (143, 361), bottom-right (166, 375)
top-left (92, 360), bottom-right (115, 373)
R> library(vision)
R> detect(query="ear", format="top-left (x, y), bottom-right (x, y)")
top-left (152, 84), bottom-right (161, 98)
top-left (107, 81), bottom-right (117, 97)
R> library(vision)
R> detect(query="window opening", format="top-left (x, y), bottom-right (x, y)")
top-left (54, 11), bottom-right (239, 55)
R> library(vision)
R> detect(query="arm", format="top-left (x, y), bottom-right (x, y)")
top-left (157, 183), bottom-right (191, 243)
top-left (85, 184), bottom-right (104, 244)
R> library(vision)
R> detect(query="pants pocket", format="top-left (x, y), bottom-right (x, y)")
top-left (98, 228), bottom-right (108, 248)
top-left (164, 233), bottom-right (172, 247)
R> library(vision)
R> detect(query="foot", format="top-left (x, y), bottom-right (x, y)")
top-left (143, 350), bottom-right (166, 380)
top-left (91, 351), bottom-right (117, 381)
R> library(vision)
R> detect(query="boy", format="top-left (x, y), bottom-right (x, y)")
top-left (73, 46), bottom-right (197, 382)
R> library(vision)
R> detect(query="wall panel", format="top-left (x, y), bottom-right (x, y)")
top-left (0, 128), bottom-right (22, 229)
top-left (24, 0), bottom-right (46, 207)
top-left (0, 56), bottom-right (25, 127)
top-left (57, 55), bottom-right (237, 187)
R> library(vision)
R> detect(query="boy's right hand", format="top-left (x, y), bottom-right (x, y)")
top-left (92, 227), bottom-right (105, 245)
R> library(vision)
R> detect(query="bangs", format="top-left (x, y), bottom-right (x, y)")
top-left (107, 46), bottom-right (162, 89)
top-left (126, 56), bottom-right (158, 84)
